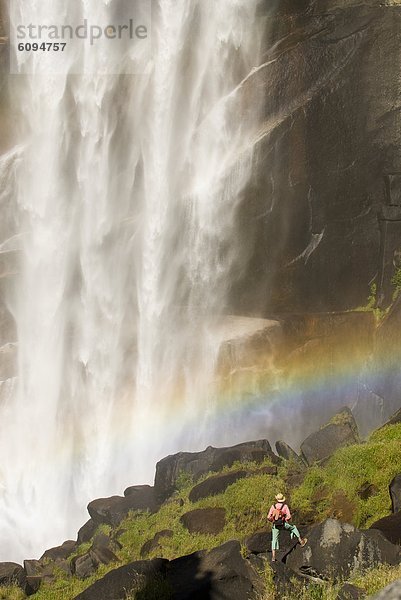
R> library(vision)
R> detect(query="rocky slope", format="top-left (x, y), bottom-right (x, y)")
top-left (1, 407), bottom-right (401, 599)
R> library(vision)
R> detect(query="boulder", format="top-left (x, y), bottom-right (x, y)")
top-left (140, 530), bottom-right (173, 558)
top-left (180, 508), bottom-right (226, 535)
top-left (72, 553), bottom-right (99, 580)
top-left (77, 519), bottom-right (97, 544)
top-left (337, 583), bottom-right (365, 600)
top-left (123, 484), bottom-right (159, 512)
top-left (390, 474), bottom-right (401, 513)
top-left (379, 407), bottom-right (401, 429)
top-left (154, 439), bottom-right (278, 501)
top-left (370, 511), bottom-right (401, 545)
top-left (269, 560), bottom-right (305, 597)
top-left (90, 546), bottom-right (119, 567)
top-left (88, 493), bottom-right (157, 527)
top-left (188, 470), bottom-right (248, 503)
top-left (244, 527), bottom-right (296, 558)
top-left (371, 578), bottom-right (401, 599)
top-left (286, 519), bottom-right (400, 580)
top-left (73, 558), bottom-right (168, 600)
top-left (0, 562), bottom-right (26, 588)
top-left (243, 530), bottom-right (271, 555)
top-left (72, 533), bottom-right (121, 575)
top-left (91, 532), bottom-right (122, 554)
top-left (40, 539), bottom-right (76, 561)
top-left (24, 558), bottom-right (71, 585)
top-left (275, 441), bottom-right (304, 464)
top-left (300, 408), bottom-right (360, 465)
top-left (166, 540), bottom-right (262, 600)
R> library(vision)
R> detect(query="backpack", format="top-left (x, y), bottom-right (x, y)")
top-left (271, 503), bottom-right (286, 528)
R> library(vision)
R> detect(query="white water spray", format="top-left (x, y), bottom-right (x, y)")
top-left (0, 0), bottom-right (264, 561)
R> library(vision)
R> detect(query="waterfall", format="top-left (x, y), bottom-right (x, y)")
top-left (1, 0), bottom-right (264, 561)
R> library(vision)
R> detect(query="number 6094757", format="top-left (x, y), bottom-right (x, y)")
top-left (18, 43), bottom-right (67, 52)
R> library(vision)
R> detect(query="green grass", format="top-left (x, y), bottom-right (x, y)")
top-left (257, 561), bottom-right (401, 599)
top-left (0, 587), bottom-right (25, 600)
top-left (291, 423), bottom-right (401, 528)
top-left (118, 458), bottom-right (286, 563)
top-left (24, 423), bottom-right (401, 599)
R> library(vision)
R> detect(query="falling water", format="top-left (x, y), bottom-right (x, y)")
top-left (0, 0), bottom-right (264, 561)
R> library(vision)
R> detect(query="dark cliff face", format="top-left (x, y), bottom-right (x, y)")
top-left (232, 0), bottom-right (401, 315)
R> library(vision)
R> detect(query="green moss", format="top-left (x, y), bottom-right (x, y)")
top-left (30, 426), bottom-right (401, 599)
top-left (291, 423), bottom-right (401, 528)
top-left (0, 586), bottom-right (26, 600)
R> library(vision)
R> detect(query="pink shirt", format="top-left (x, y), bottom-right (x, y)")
top-left (268, 502), bottom-right (291, 521)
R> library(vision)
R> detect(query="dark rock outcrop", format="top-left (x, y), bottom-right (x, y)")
top-left (40, 540), bottom-right (76, 561)
top-left (123, 484), bottom-right (159, 511)
top-left (72, 553), bottom-right (98, 580)
top-left (243, 530), bottom-right (271, 556)
top-left (275, 441), bottom-right (304, 464)
top-left (380, 407), bottom-right (401, 429)
top-left (188, 470), bottom-right (248, 503)
top-left (140, 530), bottom-right (173, 558)
top-left (154, 439), bottom-right (277, 501)
top-left (180, 508), bottom-right (226, 535)
top-left (370, 511), bottom-right (401, 545)
top-left (243, 527), bottom-right (296, 559)
top-left (88, 492), bottom-right (158, 527)
top-left (166, 540), bottom-right (262, 600)
top-left (0, 562), bottom-right (26, 588)
top-left (300, 407), bottom-right (360, 465)
top-left (231, 1), bottom-right (401, 317)
top-left (77, 519), bottom-right (97, 545)
top-left (23, 558), bottom-right (71, 591)
top-left (287, 519), bottom-right (400, 580)
top-left (390, 474), bottom-right (401, 513)
top-left (73, 558), bottom-right (168, 600)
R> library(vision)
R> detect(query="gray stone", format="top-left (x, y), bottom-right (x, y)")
top-left (188, 470), bottom-right (248, 503)
top-left (77, 519), bottom-right (97, 544)
top-left (166, 540), bottom-right (262, 600)
top-left (244, 527), bottom-right (296, 558)
top-left (154, 439), bottom-right (277, 501)
top-left (72, 553), bottom-right (99, 580)
top-left (390, 474), bottom-right (401, 513)
top-left (140, 530), bottom-right (173, 558)
top-left (380, 407), bottom-right (401, 429)
top-left (180, 508), bottom-right (226, 535)
top-left (123, 485), bottom-right (159, 513)
top-left (228, 1), bottom-right (401, 317)
top-left (287, 519), bottom-right (400, 580)
top-left (275, 441), bottom-right (304, 464)
top-left (0, 562), bottom-right (26, 588)
top-left (73, 558), bottom-right (168, 600)
top-left (370, 511), bottom-right (401, 545)
top-left (300, 407), bottom-right (360, 465)
top-left (88, 492), bottom-right (157, 527)
top-left (40, 539), bottom-right (76, 561)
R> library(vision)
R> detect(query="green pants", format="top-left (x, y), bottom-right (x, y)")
top-left (271, 522), bottom-right (301, 550)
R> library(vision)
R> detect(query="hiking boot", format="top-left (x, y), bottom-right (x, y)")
top-left (299, 538), bottom-right (307, 547)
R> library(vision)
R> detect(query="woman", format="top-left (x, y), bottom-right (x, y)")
top-left (267, 493), bottom-right (307, 562)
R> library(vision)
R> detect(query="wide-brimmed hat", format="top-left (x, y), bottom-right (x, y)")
top-left (275, 493), bottom-right (286, 502)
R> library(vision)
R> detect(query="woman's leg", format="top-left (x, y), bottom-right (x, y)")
top-left (271, 526), bottom-right (279, 561)
top-left (284, 522), bottom-right (307, 546)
